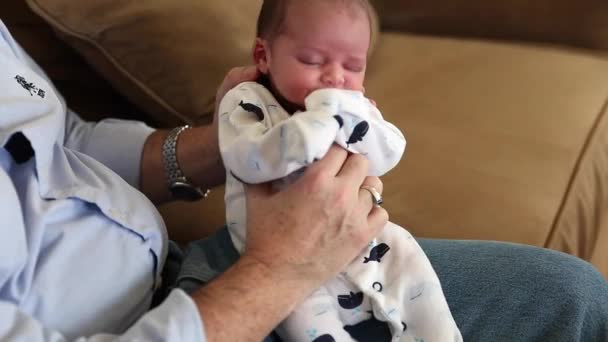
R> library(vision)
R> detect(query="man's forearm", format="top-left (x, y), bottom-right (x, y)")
top-left (193, 255), bottom-right (316, 341)
top-left (139, 125), bottom-right (225, 205)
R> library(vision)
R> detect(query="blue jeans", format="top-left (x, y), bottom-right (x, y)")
top-left (166, 227), bottom-right (608, 341)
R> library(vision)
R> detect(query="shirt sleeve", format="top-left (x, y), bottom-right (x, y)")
top-left (0, 290), bottom-right (206, 342)
top-left (219, 83), bottom-right (342, 184)
top-left (63, 109), bottom-right (155, 189)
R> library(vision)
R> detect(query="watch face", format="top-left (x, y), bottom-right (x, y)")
top-left (170, 182), bottom-right (204, 201)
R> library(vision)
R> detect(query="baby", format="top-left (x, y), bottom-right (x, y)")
top-left (218, 1), bottom-right (462, 341)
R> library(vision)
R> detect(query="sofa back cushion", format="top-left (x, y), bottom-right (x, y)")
top-left (371, 0), bottom-right (608, 51)
top-left (25, 0), bottom-right (379, 127)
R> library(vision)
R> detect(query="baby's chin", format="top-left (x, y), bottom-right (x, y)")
top-left (287, 100), bottom-right (306, 113)
top-left (275, 93), bottom-right (305, 113)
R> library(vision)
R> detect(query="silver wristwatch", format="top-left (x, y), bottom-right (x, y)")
top-left (162, 125), bottom-right (210, 201)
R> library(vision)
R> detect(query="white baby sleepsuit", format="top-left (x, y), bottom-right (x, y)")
top-left (219, 81), bottom-right (462, 342)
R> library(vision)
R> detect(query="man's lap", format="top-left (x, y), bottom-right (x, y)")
top-left (418, 239), bottom-right (607, 341)
top-left (160, 227), bottom-right (608, 341)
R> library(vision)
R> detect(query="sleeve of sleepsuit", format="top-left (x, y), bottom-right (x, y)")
top-left (219, 83), bottom-right (406, 184)
top-left (218, 82), bottom-right (342, 184)
top-left (305, 88), bottom-right (406, 176)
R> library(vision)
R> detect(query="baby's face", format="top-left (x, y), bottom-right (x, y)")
top-left (260, 1), bottom-right (370, 110)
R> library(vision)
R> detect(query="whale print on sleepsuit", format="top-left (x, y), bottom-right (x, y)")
top-left (343, 311), bottom-right (392, 342)
top-left (364, 243), bottom-right (390, 263)
top-left (312, 334), bottom-right (336, 342)
top-left (238, 101), bottom-right (265, 120)
top-left (337, 291), bottom-right (365, 309)
top-left (347, 120), bottom-right (369, 146)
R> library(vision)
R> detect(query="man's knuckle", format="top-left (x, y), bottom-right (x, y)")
top-left (376, 208), bottom-right (389, 228)
top-left (380, 208), bottom-right (389, 222)
top-left (351, 154), bottom-right (369, 170)
top-left (337, 182), bottom-right (355, 202)
top-left (352, 229), bottom-right (371, 246)
top-left (306, 169), bottom-right (327, 191)
top-left (367, 176), bottom-right (380, 188)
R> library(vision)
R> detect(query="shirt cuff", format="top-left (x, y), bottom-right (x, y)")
top-left (122, 289), bottom-right (206, 341)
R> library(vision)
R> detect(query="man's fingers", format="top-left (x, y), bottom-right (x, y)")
top-left (367, 206), bottom-right (389, 236)
top-left (357, 187), bottom-right (376, 214)
top-left (216, 66), bottom-right (260, 102)
top-left (357, 178), bottom-right (383, 217)
top-left (356, 176), bottom-right (386, 242)
top-left (361, 176), bottom-right (383, 196)
top-left (337, 152), bottom-right (368, 186)
top-left (307, 144), bottom-right (348, 177)
top-left (231, 66), bottom-right (260, 83)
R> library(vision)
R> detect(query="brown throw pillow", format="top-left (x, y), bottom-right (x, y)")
top-left (25, 0), bottom-right (380, 127)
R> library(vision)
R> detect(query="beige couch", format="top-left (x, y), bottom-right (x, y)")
top-left (3, 0), bottom-right (608, 278)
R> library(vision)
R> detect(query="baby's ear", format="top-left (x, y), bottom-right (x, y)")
top-left (253, 38), bottom-right (270, 75)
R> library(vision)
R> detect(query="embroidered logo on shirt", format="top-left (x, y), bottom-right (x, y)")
top-left (14, 75), bottom-right (45, 98)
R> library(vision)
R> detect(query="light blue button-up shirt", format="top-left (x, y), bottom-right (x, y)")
top-left (0, 20), bottom-right (205, 341)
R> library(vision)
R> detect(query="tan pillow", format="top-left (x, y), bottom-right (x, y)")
top-left (25, 0), bottom-right (380, 127)
top-left (370, 0), bottom-right (608, 51)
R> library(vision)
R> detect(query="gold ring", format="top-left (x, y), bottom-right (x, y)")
top-left (360, 185), bottom-right (383, 207)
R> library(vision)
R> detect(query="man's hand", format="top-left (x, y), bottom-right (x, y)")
top-left (243, 145), bottom-right (388, 288)
top-left (213, 66), bottom-right (260, 127)
top-left (193, 145), bottom-right (387, 342)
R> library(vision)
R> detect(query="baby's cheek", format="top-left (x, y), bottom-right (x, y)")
top-left (346, 77), bottom-right (365, 92)
top-left (287, 83), bottom-right (312, 104)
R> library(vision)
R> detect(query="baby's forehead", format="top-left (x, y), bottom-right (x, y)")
top-left (258, 0), bottom-right (372, 46)
top-left (281, 1), bottom-right (371, 36)
top-left (284, 0), bottom-right (369, 20)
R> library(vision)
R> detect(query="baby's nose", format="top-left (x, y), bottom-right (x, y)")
top-left (321, 65), bottom-right (345, 88)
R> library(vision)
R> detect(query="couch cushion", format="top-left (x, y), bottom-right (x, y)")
top-left (25, 0), bottom-right (379, 127)
top-left (370, 0), bottom-right (608, 51)
top-left (365, 33), bottom-right (608, 277)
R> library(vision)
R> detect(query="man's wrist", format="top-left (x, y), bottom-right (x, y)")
top-left (241, 254), bottom-right (319, 294)
top-left (163, 126), bottom-right (210, 201)
top-left (192, 255), bottom-right (315, 341)
top-left (177, 125), bottom-right (225, 189)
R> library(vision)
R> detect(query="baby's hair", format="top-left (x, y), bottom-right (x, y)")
top-left (256, 0), bottom-right (373, 42)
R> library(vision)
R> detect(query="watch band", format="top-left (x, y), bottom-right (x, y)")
top-left (162, 125), bottom-right (210, 201)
